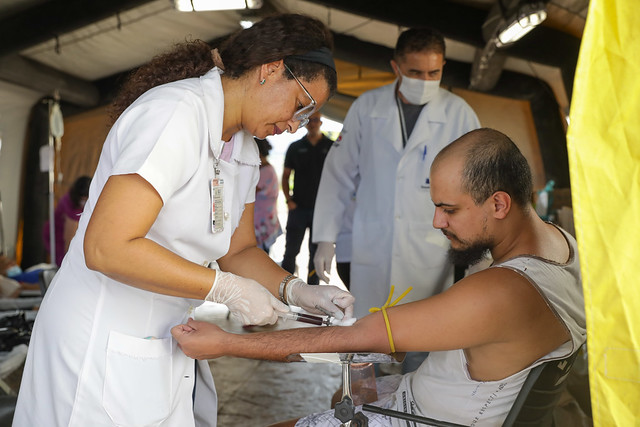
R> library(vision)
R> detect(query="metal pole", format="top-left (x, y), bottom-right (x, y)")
top-left (0, 123), bottom-right (9, 256)
top-left (0, 126), bottom-right (5, 255)
top-left (362, 404), bottom-right (467, 427)
top-left (47, 99), bottom-right (56, 265)
top-left (47, 92), bottom-right (65, 266)
top-left (0, 191), bottom-right (6, 256)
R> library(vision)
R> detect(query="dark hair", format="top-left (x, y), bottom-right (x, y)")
top-left (394, 27), bottom-right (446, 60)
top-left (437, 128), bottom-right (533, 208)
top-left (220, 14), bottom-right (336, 92)
top-left (254, 138), bottom-right (272, 157)
top-left (109, 39), bottom-right (214, 122)
top-left (69, 176), bottom-right (91, 208)
top-left (110, 14), bottom-right (336, 122)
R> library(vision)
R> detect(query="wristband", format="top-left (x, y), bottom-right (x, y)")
top-left (278, 274), bottom-right (295, 304)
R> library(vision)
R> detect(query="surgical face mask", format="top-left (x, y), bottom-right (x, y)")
top-left (398, 74), bottom-right (441, 105)
top-left (6, 265), bottom-right (22, 278)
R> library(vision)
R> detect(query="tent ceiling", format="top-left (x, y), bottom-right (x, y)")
top-left (0, 0), bottom-right (588, 115)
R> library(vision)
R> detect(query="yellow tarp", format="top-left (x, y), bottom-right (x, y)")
top-left (566, 0), bottom-right (640, 425)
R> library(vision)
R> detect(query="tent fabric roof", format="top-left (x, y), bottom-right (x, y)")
top-left (0, 0), bottom-right (588, 256)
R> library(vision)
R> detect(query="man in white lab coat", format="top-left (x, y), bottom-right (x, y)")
top-left (313, 28), bottom-right (480, 347)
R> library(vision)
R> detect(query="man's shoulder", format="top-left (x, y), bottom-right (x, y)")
top-left (344, 84), bottom-right (395, 122)
top-left (437, 88), bottom-right (473, 108)
top-left (456, 267), bottom-right (535, 302)
top-left (354, 83), bottom-right (394, 105)
top-left (433, 89), bottom-right (479, 124)
top-left (287, 138), bottom-right (307, 150)
top-left (320, 135), bottom-right (334, 146)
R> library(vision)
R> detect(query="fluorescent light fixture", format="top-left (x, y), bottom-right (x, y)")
top-left (174, 0), bottom-right (263, 12)
top-left (496, 1), bottom-right (547, 47)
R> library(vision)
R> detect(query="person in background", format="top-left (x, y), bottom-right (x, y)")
top-left (254, 138), bottom-right (283, 255)
top-left (312, 27), bottom-right (480, 372)
top-left (281, 111), bottom-right (333, 285)
top-left (0, 255), bottom-right (33, 297)
top-left (43, 175), bottom-right (91, 266)
top-left (14, 14), bottom-right (353, 427)
top-left (173, 128), bottom-right (586, 427)
top-left (0, 255), bottom-right (47, 297)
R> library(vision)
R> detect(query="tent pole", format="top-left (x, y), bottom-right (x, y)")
top-left (47, 99), bottom-right (56, 265)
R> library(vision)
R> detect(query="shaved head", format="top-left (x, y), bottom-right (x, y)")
top-left (432, 128), bottom-right (533, 208)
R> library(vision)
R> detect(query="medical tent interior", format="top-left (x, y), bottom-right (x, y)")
top-left (0, 0), bottom-right (637, 425)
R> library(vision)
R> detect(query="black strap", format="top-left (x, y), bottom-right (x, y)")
top-left (454, 264), bottom-right (467, 282)
top-left (362, 404), bottom-right (467, 426)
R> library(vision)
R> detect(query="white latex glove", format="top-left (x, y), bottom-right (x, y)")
top-left (313, 241), bottom-right (335, 283)
top-left (286, 278), bottom-right (354, 321)
top-left (206, 270), bottom-right (288, 326)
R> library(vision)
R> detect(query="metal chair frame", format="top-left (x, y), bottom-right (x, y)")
top-left (350, 350), bottom-right (581, 427)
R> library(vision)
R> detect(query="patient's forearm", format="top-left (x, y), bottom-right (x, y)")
top-left (227, 316), bottom-right (390, 362)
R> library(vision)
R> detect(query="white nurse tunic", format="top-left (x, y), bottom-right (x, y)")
top-left (14, 68), bottom-right (260, 427)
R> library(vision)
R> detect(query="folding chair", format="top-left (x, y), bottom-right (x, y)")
top-left (502, 350), bottom-right (580, 427)
top-left (360, 350), bottom-right (581, 427)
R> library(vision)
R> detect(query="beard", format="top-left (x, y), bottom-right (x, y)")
top-left (447, 240), bottom-right (492, 266)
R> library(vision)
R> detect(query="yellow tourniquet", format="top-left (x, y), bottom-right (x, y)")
top-left (369, 286), bottom-right (413, 353)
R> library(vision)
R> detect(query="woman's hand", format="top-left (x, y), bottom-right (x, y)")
top-left (206, 270), bottom-right (289, 325)
top-left (171, 318), bottom-right (227, 359)
top-left (286, 278), bottom-right (355, 320)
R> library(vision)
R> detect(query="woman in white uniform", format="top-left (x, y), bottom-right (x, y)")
top-left (14, 14), bottom-right (354, 427)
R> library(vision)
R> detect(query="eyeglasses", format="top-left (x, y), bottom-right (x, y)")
top-left (284, 63), bottom-right (317, 128)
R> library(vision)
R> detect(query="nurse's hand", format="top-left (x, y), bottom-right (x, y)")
top-left (285, 278), bottom-right (354, 321)
top-left (313, 241), bottom-right (335, 283)
top-left (172, 318), bottom-right (227, 359)
top-left (206, 271), bottom-right (289, 326)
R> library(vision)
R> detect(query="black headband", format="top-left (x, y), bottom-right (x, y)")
top-left (286, 47), bottom-right (336, 72)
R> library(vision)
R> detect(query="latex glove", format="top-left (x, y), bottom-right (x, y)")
top-left (286, 278), bottom-right (354, 321)
top-left (313, 241), bottom-right (335, 283)
top-left (206, 270), bottom-right (288, 326)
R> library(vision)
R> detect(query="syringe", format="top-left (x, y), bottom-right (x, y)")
top-left (278, 311), bottom-right (332, 326)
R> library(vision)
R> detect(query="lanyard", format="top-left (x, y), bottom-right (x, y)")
top-left (210, 139), bottom-right (224, 233)
top-left (213, 157), bottom-right (221, 179)
top-left (211, 137), bottom-right (223, 178)
top-left (395, 94), bottom-right (409, 148)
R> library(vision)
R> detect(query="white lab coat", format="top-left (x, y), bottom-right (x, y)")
top-left (313, 82), bottom-right (479, 317)
top-left (14, 68), bottom-right (260, 426)
top-left (334, 186), bottom-right (356, 263)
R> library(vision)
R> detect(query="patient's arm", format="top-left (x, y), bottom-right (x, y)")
top-left (171, 313), bottom-right (391, 361)
top-left (170, 268), bottom-right (525, 360)
top-left (173, 265), bottom-right (569, 382)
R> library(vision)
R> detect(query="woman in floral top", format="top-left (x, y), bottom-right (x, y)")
top-left (254, 138), bottom-right (283, 254)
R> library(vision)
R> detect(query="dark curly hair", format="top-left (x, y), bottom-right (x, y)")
top-left (109, 13), bottom-right (336, 122)
top-left (254, 138), bottom-right (272, 158)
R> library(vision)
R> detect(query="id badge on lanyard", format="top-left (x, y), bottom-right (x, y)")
top-left (211, 158), bottom-right (224, 233)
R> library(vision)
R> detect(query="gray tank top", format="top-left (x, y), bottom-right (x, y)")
top-left (496, 224), bottom-right (586, 355)
top-left (391, 224), bottom-right (586, 427)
